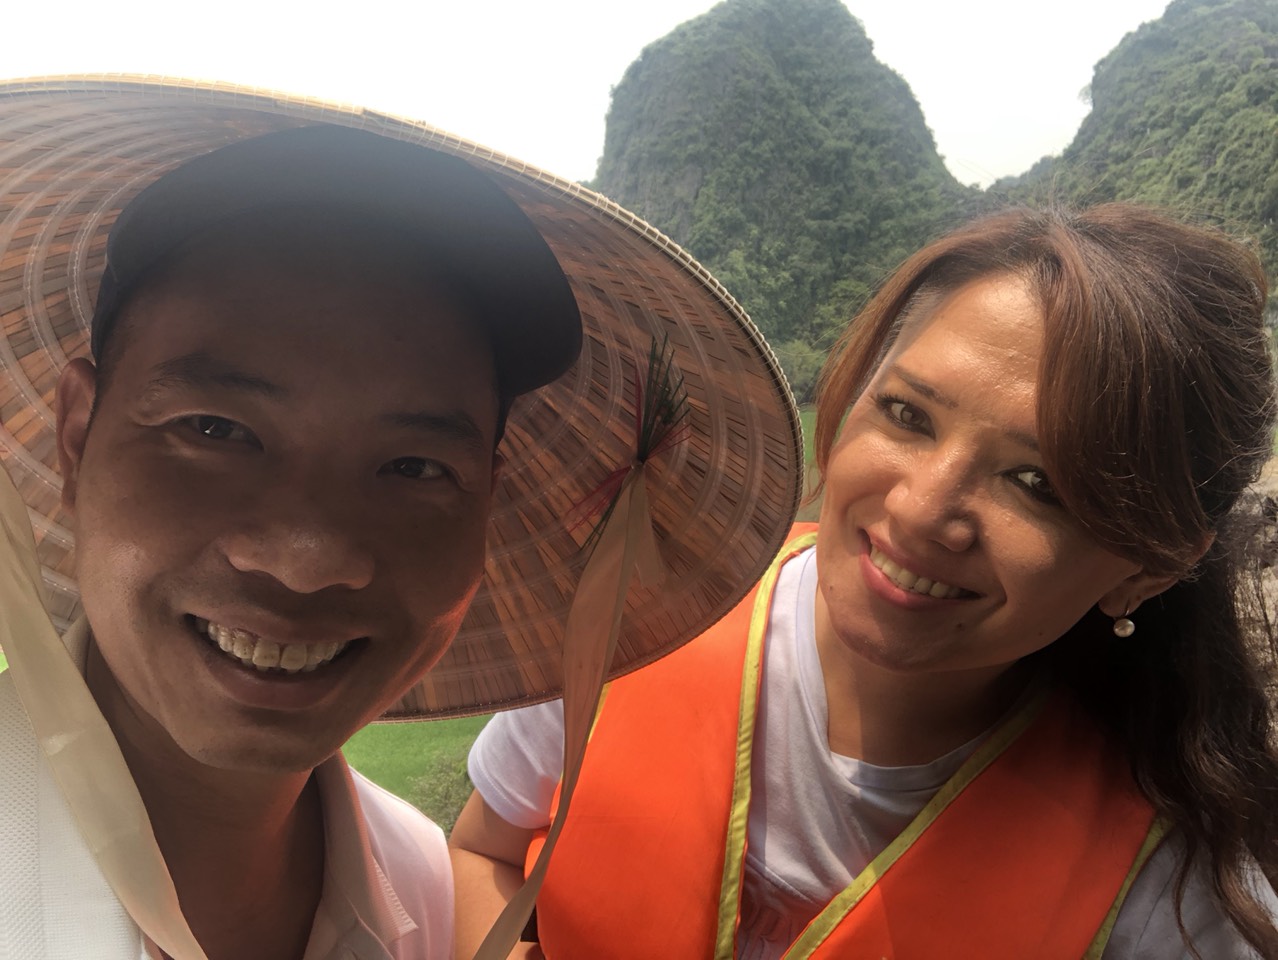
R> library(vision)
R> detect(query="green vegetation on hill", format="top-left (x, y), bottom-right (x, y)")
top-left (598, 0), bottom-right (1278, 399)
top-left (994, 0), bottom-right (1278, 286)
top-left (593, 0), bottom-right (977, 399)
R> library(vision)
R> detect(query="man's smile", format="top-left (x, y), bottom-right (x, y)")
top-left (192, 616), bottom-right (359, 675)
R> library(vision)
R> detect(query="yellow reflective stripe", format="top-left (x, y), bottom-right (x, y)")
top-left (588, 682), bottom-right (611, 740)
top-left (781, 687), bottom-right (1050, 959)
top-left (714, 531), bottom-right (818, 960)
top-left (1082, 816), bottom-right (1170, 959)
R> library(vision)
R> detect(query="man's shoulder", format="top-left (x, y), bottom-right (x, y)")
top-left (0, 667), bottom-right (37, 763)
top-left (346, 766), bottom-right (454, 958)
top-left (350, 768), bottom-right (449, 864)
top-left (0, 668), bottom-right (143, 957)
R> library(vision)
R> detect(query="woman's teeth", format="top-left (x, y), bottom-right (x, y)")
top-left (869, 546), bottom-right (966, 599)
top-left (194, 618), bottom-right (350, 674)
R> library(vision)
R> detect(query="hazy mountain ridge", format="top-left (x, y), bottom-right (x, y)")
top-left (596, 0), bottom-right (1278, 398)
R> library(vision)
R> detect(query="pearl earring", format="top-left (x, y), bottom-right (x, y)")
top-left (1113, 604), bottom-right (1135, 638)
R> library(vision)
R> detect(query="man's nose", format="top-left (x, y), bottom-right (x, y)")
top-left (219, 481), bottom-right (375, 593)
top-left (883, 448), bottom-right (978, 553)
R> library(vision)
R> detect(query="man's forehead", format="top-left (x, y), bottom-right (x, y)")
top-left (123, 206), bottom-right (484, 327)
top-left (134, 350), bottom-right (495, 452)
top-left (153, 204), bottom-right (460, 280)
top-left (113, 292), bottom-right (503, 447)
top-left (100, 214), bottom-right (501, 422)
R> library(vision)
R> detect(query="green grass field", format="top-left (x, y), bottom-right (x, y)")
top-left (799, 404), bottom-right (816, 465)
top-left (343, 714), bottom-right (492, 832)
top-left (796, 405), bottom-right (822, 521)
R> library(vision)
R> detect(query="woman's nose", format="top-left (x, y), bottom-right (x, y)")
top-left (883, 448), bottom-right (978, 553)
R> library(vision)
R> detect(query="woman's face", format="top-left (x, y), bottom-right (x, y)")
top-left (816, 272), bottom-right (1147, 678)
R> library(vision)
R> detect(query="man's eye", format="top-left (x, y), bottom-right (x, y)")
top-left (382, 457), bottom-right (447, 481)
top-left (1012, 468), bottom-right (1058, 504)
top-left (187, 416), bottom-right (254, 444)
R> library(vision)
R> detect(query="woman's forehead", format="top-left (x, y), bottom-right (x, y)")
top-left (881, 273), bottom-right (1043, 372)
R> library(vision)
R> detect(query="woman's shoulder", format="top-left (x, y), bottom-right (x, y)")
top-left (1107, 833), bottom-right (1276, 960)
top-left (468, 702), bottom-right (566, 830)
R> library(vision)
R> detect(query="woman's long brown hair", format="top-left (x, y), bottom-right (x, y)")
top-left (813, 204), bottom-right (1278, 956)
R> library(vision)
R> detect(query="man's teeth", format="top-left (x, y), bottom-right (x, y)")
top-left (869, 546), bottom-right (965, 599)
top-left (195, 619), bottom-right (350, 674)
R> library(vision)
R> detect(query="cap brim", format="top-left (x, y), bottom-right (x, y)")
top-left (0, 75), bottom-right (803, 719)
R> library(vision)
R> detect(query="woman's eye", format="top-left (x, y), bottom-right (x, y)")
top-left (880, 396), bottom-right (928, 431)
top-left (1012, 468), bottom-right (1058, 504)
top-left (186, 415), bottom-right (254, 444)
top-left (382, 457), bottom-right (447, 481)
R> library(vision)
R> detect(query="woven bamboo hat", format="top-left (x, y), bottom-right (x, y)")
top-left (0, 76), bottom-right (803, 719)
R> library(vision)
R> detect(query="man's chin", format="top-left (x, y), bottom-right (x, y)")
top-left (178, 727), bottom-right (351, 778)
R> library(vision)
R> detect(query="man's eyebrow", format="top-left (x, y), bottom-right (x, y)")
top-left (144, 353), bottom-right (285, 399)
top-left (383, 410), bottom-right (491, 452)
top-left (891, 364), bottom-right (1039, 452)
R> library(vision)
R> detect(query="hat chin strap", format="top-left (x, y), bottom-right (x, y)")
top-left (0, 468), bottom-right (208, 960)
top-left (472, 465), bottom-right (663, 960)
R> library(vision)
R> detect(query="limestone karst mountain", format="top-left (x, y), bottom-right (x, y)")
top-left (591, 0), bottom-right (975, 398)
top-left (994, 0), bottom-right (1278, 285)
top-left (595, 0), bottom-right (1277, 400)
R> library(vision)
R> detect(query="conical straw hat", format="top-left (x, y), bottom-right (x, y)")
top-left (0, 75), bottom-right (803, 719)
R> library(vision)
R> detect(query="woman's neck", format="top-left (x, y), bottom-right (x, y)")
top-left (813, 599), bottom-right (1033, 766)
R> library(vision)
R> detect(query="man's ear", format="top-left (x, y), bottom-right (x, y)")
top-left (55, 358), bottom-right (99, 514)
top-left (490, 452), bottom-right (506, 493)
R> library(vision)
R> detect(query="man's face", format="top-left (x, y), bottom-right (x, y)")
top-left (56, 224), bottom-right (502, 773)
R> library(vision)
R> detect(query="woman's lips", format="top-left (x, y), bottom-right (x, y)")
top-left (866, 544), bottom-right (970, 599)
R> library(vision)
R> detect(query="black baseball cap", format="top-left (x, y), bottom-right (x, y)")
top-left (90, 124), bottom-right (583, 398)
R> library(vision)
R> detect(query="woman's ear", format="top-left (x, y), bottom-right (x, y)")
top-left (1097, 533), bottom-right (1216, 618)
top-left (55, 358), bottom-right (99, 515)
top-left (1097, 574), bottom-right (1176, 619)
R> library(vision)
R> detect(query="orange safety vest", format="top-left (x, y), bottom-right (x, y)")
top-left (528, 527), bottom-right (1164, 959)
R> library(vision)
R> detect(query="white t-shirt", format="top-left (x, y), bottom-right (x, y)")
top-left (469, 547), bottom-right (1276, 960)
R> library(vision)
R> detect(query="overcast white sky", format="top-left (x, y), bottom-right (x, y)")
top-left (2, 0), bottom-right (1171, 187)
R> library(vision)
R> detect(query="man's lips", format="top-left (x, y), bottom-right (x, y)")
top-left (191, 616), bottom-right (361, 675)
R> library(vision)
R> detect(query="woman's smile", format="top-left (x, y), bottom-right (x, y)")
top-left (815, 273), bottom-right (1144, 676)
top-left (864, 537), bottom-right (975, 601)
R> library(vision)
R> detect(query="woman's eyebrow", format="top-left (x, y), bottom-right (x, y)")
top-left (892, 364), bottom-right (1039, 452)
top-left (892, 366), bottom-right (956, 409)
